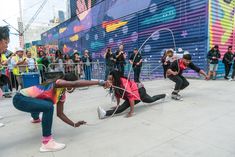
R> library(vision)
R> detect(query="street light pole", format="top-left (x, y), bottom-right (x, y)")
top-left (18, 0), bottom-right (24, 48)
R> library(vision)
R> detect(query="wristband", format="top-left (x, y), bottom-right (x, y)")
top-left (98, 80), bottom-right (105, 86)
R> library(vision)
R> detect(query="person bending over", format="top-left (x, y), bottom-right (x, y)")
top-left (97, 70), bottom-right (166, 119)
top-left (167, 54), bottom-right (209, 100)
top-left (13, 73), bottom-right (105, 152)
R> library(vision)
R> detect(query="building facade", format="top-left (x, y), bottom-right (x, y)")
top-left (41, 0), bottom-right (235, 78)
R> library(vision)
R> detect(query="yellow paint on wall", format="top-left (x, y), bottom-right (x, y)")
top-left (69, 34), bottom-right (79, 42)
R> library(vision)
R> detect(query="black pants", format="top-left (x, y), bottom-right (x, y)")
top-left (231, 64), bottom-right (235, 79)
top-left (168, 75), bottom-right (189, 92)
top-left (40, 70), bottom-right (45, 83)
top-left (9, 72), bottom-right (18, 91)
top-left (133, 66), bottom-right (141, 82)
top-left (117, 64), bottom-right (125, 75)
top-left (162, 65), bottom-right (168, 79)
top-left (224, 63), bottom-right (232, 78)
top-left (105, 87), bottom-right (165, 116)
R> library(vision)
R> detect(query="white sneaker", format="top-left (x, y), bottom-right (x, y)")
top-left (97, 106), bottom-right (106, 119)
top-left (162, 93), bottom-right (170, 102)
top-left (229, 78), bottom-right (234, 81)
top-left (171, 93), bottom-right (183, 101)
top-left (40, 139), bottom-right (66, 152)
top-left (0, 123), bottom-right (5, 127)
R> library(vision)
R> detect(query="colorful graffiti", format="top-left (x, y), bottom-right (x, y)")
top-left (102, 20), bottom-right (128, 33)
top-left (140, 6), bottom-right (176, 25)
top-left (209, 0), bottom-right (235, 75)
top-left (43, 0), bottom-right (234, 78)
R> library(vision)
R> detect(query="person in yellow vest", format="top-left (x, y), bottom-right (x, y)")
top-left (12, 48), bottom-right (28, 89)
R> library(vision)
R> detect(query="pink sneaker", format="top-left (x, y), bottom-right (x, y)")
top-left (31, 118), bottom-right (41, 123)
top-left (40, 139), bottom-right (66, 152)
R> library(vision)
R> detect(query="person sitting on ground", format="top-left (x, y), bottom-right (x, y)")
top-left (13, 73), bottom-right (106, 152)
top-left (97, 70), bottom-right (166, 119)
top-left (167, 53), bottom-right (209, 100)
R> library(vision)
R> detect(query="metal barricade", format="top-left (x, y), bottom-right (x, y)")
top-left (0, 60), bottom-right (164, 97)
top-left (0, 63), bottom-right (48, 96)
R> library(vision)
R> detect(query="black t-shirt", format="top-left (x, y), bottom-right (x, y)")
top-left (223, 52), bottom-right (234, 64)
top-left (168, 59), bottom-right (201, 76)
top-left (105, 53), bottom-right (116, 66)
top-left (207, 49), bottom-right (221, 64)
top-left (115, 50), bottom-right (126, 65)
top-left (129, 53), bottom-right (142, 67)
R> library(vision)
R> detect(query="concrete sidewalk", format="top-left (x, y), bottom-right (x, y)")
top-left (0, 79), bottom-right (235, 157)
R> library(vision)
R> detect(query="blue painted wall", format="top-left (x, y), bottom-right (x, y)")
top-left (42, 0), bottom-right (208, 78)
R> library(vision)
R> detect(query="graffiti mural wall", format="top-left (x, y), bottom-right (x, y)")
top-left (42, 0), bottom-right (210, 78)
top-left (209, 0), bottom-right (235, 76)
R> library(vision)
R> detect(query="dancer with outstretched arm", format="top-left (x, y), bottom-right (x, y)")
top-left (97, 70), bottom-right (166, 119)
top-left (167, 54), bottom-right (209, 100)
top-left (13, 73), bottom-right (105, 152)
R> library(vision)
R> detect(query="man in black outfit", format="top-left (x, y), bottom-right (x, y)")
top-left (129, 48), bottom-right (142, 82)
top-left (115, 44), bottom-right (126, 75)
top-left (223, 46), bottom-right (234, 79)
top-left (167, 54), bottom-right (209, 100)
top-left (104, 47), bottom-right (116, 80)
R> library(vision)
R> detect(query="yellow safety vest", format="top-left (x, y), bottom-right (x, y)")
top-left (12, 56), bottom-right (28, 75)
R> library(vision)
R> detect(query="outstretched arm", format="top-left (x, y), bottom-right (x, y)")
top-left (56, 101), bottom-right (86, 127)
top-left (199, 70), bottom-right (209, 80)
top-left (55, 79), bottom-right (105, 88)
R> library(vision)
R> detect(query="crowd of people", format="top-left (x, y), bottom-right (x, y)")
top-left (104, 44), bottom-right (143, 82)
top-left (0, 47), bottom-right (96, 98)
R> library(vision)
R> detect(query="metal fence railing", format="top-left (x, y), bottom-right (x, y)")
top-left (0, 61), bottom-right (164, 97)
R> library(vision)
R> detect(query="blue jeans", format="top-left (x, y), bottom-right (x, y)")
top-left (1, 84), bottom-right (10, 93)
top-left (84, 66), bottom-right (91, 80)
top-left (13, 93), bottom-right (54, 136)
